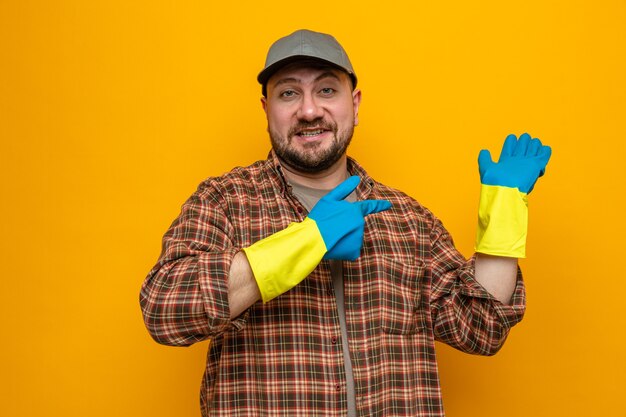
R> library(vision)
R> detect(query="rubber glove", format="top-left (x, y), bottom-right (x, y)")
top-left (475, 133), bottom-right (552, 258)
top-left (243, 176), bottom-right (392, 302)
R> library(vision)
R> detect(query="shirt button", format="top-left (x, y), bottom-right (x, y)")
top-left (331, 336), bottom-right (338, 344)
top-left (335, 383), bottom-right (341, 391)
top-left (296, 206), bottom-right (303, 213)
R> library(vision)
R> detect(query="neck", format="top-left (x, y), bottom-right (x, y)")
top-left (279, 155), bottom-right (349, 190)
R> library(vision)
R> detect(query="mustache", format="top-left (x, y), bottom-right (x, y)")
top-left (288, 120), bottom-right (337, 137)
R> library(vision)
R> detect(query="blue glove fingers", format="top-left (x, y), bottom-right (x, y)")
top-left (323, 176), bottom-right (360, 201)
top-left (355, 199), bottom-right (392, 216)
top-left (537, 145), bottom-right (552, 176)
top-left (528, 137), bottom-right (542, 156)
top-left (539, 145), bottom-right (552, 163)
top-left (499, 134), bottom-right (518, 161)
top-left (327, 200), bottom-right (390, 260)
top-left (512, 133), bottom-right (531, 157)
top-left (479, 133), bottom-right (553, 193)
top-left (478, 149), bottom-right (494, 180)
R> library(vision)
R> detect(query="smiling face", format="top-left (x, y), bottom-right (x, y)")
top-left (262, 61), bottom-right (361, 174)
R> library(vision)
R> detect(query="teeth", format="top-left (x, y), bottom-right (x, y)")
top-left (300, 129), bottom-right (324, 137)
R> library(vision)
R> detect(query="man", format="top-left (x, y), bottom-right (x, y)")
top-left (140, 29), bottom-right (551, 416)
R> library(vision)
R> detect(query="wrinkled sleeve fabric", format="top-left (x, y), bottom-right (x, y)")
top-left (428, 217), bottom-right (526, 356)
top-left (139, 183), bottom-right (246, 347)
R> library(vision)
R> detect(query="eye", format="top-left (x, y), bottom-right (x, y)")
top-left (280, 89), bottom-right (297, 98)
top-left (320, 87), bottom-right (335, 96)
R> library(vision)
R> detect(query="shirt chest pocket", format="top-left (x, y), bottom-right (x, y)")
top-left (371, 256), bottom-right (426, 335)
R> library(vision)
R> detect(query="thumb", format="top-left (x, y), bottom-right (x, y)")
top-left (478, 149), bottom-right (493, 178)
top-left (355, 199), bottom-right (392, 216)
top-left (478, 149), bottom-right (493, 166)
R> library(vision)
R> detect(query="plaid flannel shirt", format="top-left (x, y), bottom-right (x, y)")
top-left (140, 151), bottom-right (526, 417)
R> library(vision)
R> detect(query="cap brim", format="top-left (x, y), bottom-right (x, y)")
top-left (257, 55), bottom-right (357, 87)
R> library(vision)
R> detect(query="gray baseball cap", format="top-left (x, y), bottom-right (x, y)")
top-left (257, 29), bottom-right (357, 89)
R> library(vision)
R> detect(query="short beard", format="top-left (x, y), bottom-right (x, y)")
top-left (270, 120), bottom-right (354, 174)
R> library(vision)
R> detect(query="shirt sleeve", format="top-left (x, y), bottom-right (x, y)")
top-left (139, 184), bottom-right (247, 347)
top-left (428, 217), bottom-right (526, 356)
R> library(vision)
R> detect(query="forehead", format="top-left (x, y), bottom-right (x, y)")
top-left (267, 62), bottom-right (351, 89)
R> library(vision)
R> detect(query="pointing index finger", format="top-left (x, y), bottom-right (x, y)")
top-left (324, 176), bottom-right (361, 201)
top-left (356, 199), bottom-right (392, 216)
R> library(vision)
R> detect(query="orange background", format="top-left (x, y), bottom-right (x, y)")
top-left (2, 1), bottom-right (625, 416)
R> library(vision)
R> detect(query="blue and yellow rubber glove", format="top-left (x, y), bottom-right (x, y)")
top-left (475, 133), bottom-right (552, 258)
top-left (242, 176), bottom-right (392, 302)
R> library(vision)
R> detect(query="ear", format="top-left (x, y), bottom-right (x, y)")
top-left (352, 89), bottom-right (362, 126)
top-left (261, 96), bottom-right (268, 115)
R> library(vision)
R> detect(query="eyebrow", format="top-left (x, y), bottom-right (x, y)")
top-left (272, 71), bottom-right (342, 88)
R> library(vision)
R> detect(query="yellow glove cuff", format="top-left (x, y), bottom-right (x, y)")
top-left (475, 185), bottom-right (529, 258)
top-left (242, 218), bottom-right (327, 303)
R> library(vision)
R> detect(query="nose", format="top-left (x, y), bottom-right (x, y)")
top-left (296, 93), bottom-right (324, 121)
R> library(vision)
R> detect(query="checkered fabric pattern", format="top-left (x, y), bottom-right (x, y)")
top-left (140, 151), bottom-right (525, 417)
